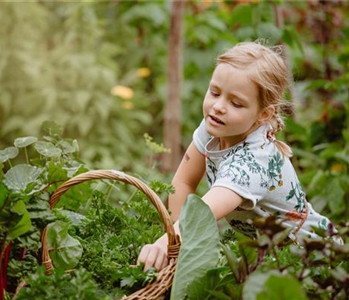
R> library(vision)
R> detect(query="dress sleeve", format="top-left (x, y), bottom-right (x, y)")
top-left (192, 119), bottom-right (211, 154)
top-left (211, 144), bottom-right (269, 210)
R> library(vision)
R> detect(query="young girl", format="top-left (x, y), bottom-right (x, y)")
top-left (137, 41), bottom-right (335, 272)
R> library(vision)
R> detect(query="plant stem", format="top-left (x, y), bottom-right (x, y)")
top-left (272, 246), bottom-right (282, 271)
top-left (126, 189), bottom-right (138, 203)
top-left (7, 160), bottom-right (12, 168)
top-left (0, 233), bottom-right (8, 282)
top-left (40, 180), bottom-right (65, 193)
top-left (298, 256), bottom-right (308, 281)
top-left (0, 196), bottom-right (9, 217)
top-left (105, 185), bottom-right (113, 202)
top-left (24, 147), bottom-right (29, 165)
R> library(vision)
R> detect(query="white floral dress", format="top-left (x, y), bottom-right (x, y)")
top-left (193, 120), bottom-right (333, 243)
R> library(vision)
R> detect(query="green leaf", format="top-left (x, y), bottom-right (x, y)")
top-left (243, 270), bottom-right (280, 300)
top-left (243, 270), bottom-right (308, 300)
top-left (272, 227), bottom-right (293, 245)
top-left (325, 178), bottom-right (345, 214)
top-left (46, 161), bottom-right (68, 182)
top-left (208, 290), bottom-right (232, 300)
top-left (171, 194), bottom-right (220, 300)
top-left (47, 220), bottom-right (83, 270)
top-left (334, 152), bottom-right (349, 165)
top-left (0, 183), bottom-right (8, 208)
top-left (282, 26), bottom-right (304, 54)
top-left (41, 120), bottom-right (63, 136)
top-left (256, 274), bottom-right (308, 300)
top-left (3, 164), bottom-right (43, 193)
top-left (221, 243), bottom-right (239, 281)
top-left (8, 200), bottom-right (32, 240)
top-left (35, 141), bottom-right (62, 157)
top-left (0, 161), bottom-right (3, 181)
top-left (14, 136), bottom-right (38, 148)
top-left (256, 23), bottom-right (282, 44)
top-left (186, 267), bottom-right (232, 299)
top-left (231, 4), bottom-right (253, 25)
top-left (330, 266), bottom-right (349, 283)
top-left (0, 147), bottom-right (19, 163)
top-left (60, 210), bottom-right (86, 226)
top-left (57, 140), bottom-right (76, 154)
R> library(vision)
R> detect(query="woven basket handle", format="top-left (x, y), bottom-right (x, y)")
top-left (41, 169), bottom-right (180, 274)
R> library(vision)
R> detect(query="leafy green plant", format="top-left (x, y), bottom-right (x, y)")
top-left (15, 266), bottom-right (111, 300)
top-left (1, 121), bottom-right (177, 299)
top-left (178, 209), bottom-right (349, 300)
top-left (0, 121), bottom-right (89, 297)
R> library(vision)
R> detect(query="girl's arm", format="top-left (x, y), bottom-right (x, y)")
top-left (138, 186), bottom-right (243, 271)
top-left (168, 142), bottom-right (206, 222)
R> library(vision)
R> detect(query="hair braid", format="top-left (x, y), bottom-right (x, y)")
top-left (274, 113), bottom-right (284, 134)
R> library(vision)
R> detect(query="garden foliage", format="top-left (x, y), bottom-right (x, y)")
top-left (1, 122), bottom-right (349, 299)
top-left (0, 1), bottom-right (349, 299)
top-left (0, 122), bottom-right (173, 299)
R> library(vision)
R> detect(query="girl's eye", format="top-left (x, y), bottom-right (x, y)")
top-left (231, 102), bottom-right (243, 108)
top-left (210, 91), bottom-right (219, 97)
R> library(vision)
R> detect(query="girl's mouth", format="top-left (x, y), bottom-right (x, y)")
top-left (209, 115), bottom-right (225, 125)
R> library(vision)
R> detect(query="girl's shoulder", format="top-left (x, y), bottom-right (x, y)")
top-left (193, 119), bottom-right (212, 155)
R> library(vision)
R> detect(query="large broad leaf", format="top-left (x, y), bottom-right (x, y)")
top-left (35, 141), bottom-right (62, 157)
top-left (8, 200), bottom-right (32, 240)
top-left (243, 270), bottom-right (308, 300)
top-left (0, 161), bottom-right (3, 181)
top-left (47, 221), bottom-right (83, 270)
top-left (0, 147), bottom-right (19, 163)
top-left (171, 194), bottom-right (220, 300)
top-left (14, 136), bottom-right (38, 148)
top-left (3, 164), bottom-right (43, 193)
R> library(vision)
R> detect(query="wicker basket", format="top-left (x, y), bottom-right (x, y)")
top-left (41, 170), bottom-right (181, 300)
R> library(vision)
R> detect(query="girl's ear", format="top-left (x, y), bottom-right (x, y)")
top-left (258, 105), bottom-right (275, 124)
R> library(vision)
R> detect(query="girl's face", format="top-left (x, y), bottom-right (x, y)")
top-left (203, 63), bottom-right (266, 149)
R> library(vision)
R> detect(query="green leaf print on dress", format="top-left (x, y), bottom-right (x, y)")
top-left (219, 142), bottom-right (260, 187)
top-left (318, 218), bottom-right (329, 231)
top-left (264, 152), bottom-right (284, 191)
top-left (286, 181), bottom-right (306, 212)
top-left (217, 142), bottom-right (284, 190)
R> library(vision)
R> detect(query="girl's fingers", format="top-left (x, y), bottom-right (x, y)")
top-left (137, 244), bottom-right (168, 271)
top-left (144, 249), bottom-right (158, 271)
top-left (160, 255), bottom-right (168, 271)
top-left (154, 250), bottom-right (166, 271)
top-left (137, 244), bottom-right (151, 266)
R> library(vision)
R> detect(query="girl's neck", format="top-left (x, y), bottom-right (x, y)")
top-left (219, 123), bottom-right (264, 150)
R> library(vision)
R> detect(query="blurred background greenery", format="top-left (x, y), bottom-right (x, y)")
top-left (0, 1), bottom-right (348, 222)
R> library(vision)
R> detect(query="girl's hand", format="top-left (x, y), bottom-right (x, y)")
top-left (137, 242), bottom-right (168, 271)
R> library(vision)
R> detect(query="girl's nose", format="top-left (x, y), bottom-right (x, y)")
top-left (212, 99), bottom-right (226, 114)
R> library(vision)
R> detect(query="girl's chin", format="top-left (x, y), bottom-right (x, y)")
top-left (205, 127), bottom-right (221, 138)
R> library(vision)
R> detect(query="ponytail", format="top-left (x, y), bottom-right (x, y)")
top-left (268, 114), bottom-right (293, 158)
top-left (274, 140), bottom-right (293, 158)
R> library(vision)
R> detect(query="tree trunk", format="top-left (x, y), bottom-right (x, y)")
top-left (273, 3), bottom-right (296, 120)
top-left (163, 0), bottom-right (184, 172)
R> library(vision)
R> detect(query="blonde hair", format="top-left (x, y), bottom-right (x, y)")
top-left (216, 41), bottom-right (293, 157)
